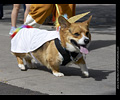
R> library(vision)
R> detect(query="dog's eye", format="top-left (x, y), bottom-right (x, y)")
top-left (86, 32), bottom-right (89, 36)
top-left (74, 33), bottom-right (80, 36)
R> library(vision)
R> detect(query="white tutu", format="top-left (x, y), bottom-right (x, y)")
top-left (11, 28), bottom-right (60, 53)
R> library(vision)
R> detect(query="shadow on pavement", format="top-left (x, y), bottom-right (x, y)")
top-left (33, 64), bottom-right (115, 81)
top-left (60, 66), bottom-right (115, 81)
top-left (89, 40), bottom-right (116, 51)
top-left (0, 82), bottom-right (48, 95)
top-left (89, 69), bottom-right (115, 81)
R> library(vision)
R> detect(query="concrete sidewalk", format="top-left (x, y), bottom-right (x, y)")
top-left (0, 4), bottom-right (116, 95)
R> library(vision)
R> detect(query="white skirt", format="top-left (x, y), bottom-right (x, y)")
top-left (11, 28), bottom-right (60, 53)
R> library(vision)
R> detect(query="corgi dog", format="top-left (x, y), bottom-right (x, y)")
top-left (12, 15), bottom-right (92, 77)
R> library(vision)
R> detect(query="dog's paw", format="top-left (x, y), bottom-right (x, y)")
top-left (83, 71), bottom-right (89, 77)
top-left (53, 72), bottom-right (64, 77)
top-left (18, 64), bottom-right (27, 71)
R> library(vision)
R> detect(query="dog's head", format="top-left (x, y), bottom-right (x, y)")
top-left (58, 15), bottom-right (92, 54)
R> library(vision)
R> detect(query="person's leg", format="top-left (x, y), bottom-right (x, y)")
top-left (24, 4), bottom-right (31, 23)
top-left (11, 4), bottom-right (20, 27)
top-left (9, 4), bottom-right (20, 35)
top-left (28, 4), bottom-right (54, 24)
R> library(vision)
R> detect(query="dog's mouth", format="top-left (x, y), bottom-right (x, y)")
top-left (70, 39), bottom-right (89, 54)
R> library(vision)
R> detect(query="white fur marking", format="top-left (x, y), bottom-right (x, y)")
top-left (58, 52), bottom-right (64, 65)
top-left (18, 64), bottom-right (26, 70)
top-left (83, 71), bottom-right (89, 77)
top-left (79, 63), bottom-right (89, 77)
top-left (78, 33), bottom-right (89, 45)
top-left (53, 72), bottom-right (64, 77)
top-left (66, 43), bottom-right (77, 52)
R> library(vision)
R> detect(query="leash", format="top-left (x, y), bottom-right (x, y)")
top-left (55, 4), bottom-right (68, 31)
top-left (54, 5), bottom-right (83, 64)
top-left (55, 4), bottom-right (61, 31)
top-left (55, 4), bottom-right (60, 16)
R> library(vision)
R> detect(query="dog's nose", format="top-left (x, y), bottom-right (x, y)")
top-left (84, 39), bottom-right (89, 44)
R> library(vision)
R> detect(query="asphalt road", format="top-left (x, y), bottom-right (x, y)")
top-left (0, 82), bottom-right (48, 95)
top-left (0, 4), bottom-right (116, 95)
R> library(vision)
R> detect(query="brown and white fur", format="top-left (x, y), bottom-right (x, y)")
top-left (12, 16), bottom-right (92, 77)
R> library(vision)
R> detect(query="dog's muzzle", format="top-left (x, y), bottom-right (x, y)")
top-left (70, 39), bottom-right (89, 54)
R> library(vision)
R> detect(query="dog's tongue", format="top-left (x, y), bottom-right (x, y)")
top-left (80, 46), bottom-right (89, 54)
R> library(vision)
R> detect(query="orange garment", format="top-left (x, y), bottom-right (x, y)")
top-left (29, 4), bottom-right (76, 24)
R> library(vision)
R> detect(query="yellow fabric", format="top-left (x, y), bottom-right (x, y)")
top-left (68, 11), bottom-right (90, 23)
top-left (55, 4), bottom-right (60, 16)
top-left (29, 4), bottom-right (76, 24)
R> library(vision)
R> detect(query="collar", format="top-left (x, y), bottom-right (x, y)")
top-left (54, 38), bottom-right (82, 65)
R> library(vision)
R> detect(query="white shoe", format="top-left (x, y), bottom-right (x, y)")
top-left (9, 27), bottom-right (17, 35)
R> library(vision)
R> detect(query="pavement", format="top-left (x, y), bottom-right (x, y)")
top-left (0, 4), bottom-right (116, 95)
top-left (0, 82), bottom-right (47, 95)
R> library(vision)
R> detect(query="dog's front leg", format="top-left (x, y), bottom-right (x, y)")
top-left (52, 69), bottom-right (64, 77)
top-left (50, 64), bottom-right (64, 77)
top-left (45, 51), bottom-right (64, 77)
top-left (47, 59), bottom-right (64, 77)
top-left (75, 57), bottom-right (89, 77)
top-left (79, 63), bottom-right (89, 77)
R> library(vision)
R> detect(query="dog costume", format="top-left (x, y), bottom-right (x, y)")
top-left (11, 25), bottom-right (60, 53)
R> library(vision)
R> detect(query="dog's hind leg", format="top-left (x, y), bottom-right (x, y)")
top-left (17, 56), bottom-right (26, 71)
top-left (24, 54), bottom-right (37, 69)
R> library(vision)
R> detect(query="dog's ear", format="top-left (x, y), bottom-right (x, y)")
top-left (83, 15), bottom-right (92, 26)
top-left (58, 16), bottom-right (71, 28)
